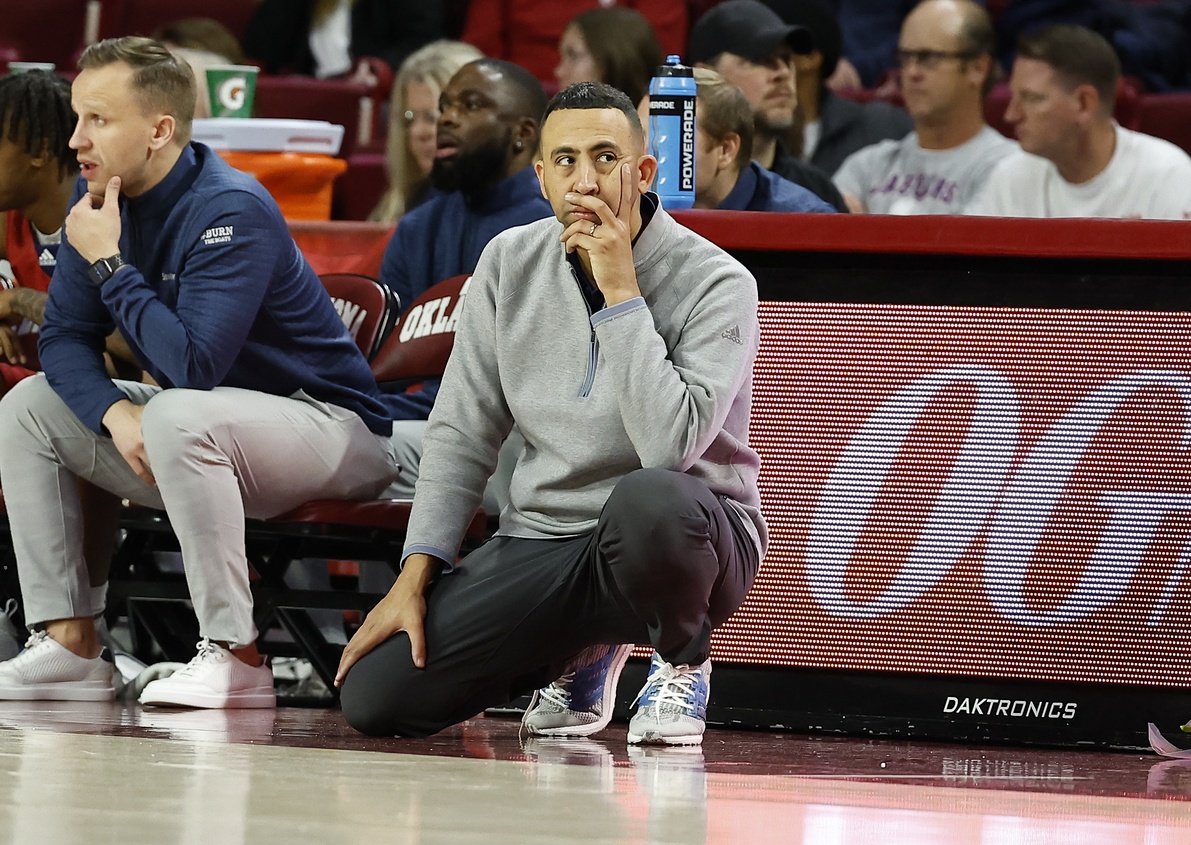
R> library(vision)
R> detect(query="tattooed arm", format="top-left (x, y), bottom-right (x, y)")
top-left (0, 286), bottom-right (140, 375)
top-left (0, 286), bottom-right (47, 325)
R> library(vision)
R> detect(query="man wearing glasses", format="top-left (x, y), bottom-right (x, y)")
top-left (832, 0), bottom-right (1014, 214)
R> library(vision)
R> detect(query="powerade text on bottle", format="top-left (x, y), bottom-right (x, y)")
top-left (648, 55), bottom-right (696, 210)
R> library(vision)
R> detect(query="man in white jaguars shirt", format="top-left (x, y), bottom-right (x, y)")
top-left (969, 25), bottom-right (1191, 219)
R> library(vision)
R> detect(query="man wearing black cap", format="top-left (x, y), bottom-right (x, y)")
top-left (689, 0), bottom-right (847, 212)
top-left (765, 0), bottom-right (914, 176)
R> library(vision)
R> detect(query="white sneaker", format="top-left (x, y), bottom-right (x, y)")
top-left (0, 630), bottom-right (115, 701)
top-left (139, 639), bottom-right (275, 709)
top-left (627, 653), bottom-right (711, 746)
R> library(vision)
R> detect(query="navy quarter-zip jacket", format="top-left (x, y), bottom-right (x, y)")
top-left (41, 142), bottom-right (391, 437)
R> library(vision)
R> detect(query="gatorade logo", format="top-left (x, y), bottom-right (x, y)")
top-left (217, 76), bottom-right (248, 112)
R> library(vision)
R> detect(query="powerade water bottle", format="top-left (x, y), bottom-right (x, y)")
top-left (648, 55), bottom-right (696, 210)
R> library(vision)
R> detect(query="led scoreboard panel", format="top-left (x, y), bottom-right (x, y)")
top-left (665, 212), bottom-right (1191, 748)
top-left (735, 303), bottom-right (1191, 681)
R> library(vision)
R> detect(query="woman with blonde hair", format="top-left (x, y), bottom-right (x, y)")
top-left (369, 40), bottom-right (483, 223)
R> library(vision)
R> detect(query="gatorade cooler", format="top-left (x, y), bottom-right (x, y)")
top-left (191, 118), bottom-right (347, 221)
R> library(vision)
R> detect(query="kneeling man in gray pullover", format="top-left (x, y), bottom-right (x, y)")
top-left (336, 81), bottom-right (766, 746)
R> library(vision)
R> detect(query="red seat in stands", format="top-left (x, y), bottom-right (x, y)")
top-left (1136, 92), bottom-right (1191, 156)
top-left (254, 75), bottom-right (380, 157)
top-left (319, 272), bottom-right (398, 360)
top-left (0, 0), bottom-right (93, 69)
top-left (98, 0), bottom-right (257, 41)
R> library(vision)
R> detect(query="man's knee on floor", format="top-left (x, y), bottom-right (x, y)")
top-left (339, 674), bottom-right (442, 738)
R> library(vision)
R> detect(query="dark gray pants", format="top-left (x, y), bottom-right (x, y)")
top-left (340, 468), bottom-right (759, 737)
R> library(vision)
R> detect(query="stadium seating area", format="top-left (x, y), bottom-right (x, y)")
top-left (6, 0), bottom-right (1187, 223)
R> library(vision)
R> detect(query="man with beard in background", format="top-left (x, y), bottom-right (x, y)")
top-left (377, 58), bottom-right (551, 497)
top-left (689, 0), bottom-right (848, 212)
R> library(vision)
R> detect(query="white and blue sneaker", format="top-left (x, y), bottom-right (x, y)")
top-left (627, 652), bottom-right (711, 746)
top-left (522, 643), bottom-right (633, 736)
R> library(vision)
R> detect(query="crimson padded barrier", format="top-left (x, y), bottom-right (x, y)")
top-left (291, 220), bottom-right (393, 278)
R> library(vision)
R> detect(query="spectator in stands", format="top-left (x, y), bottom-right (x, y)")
top-left (462, 1), bottom-right (687, 87)
top-left (689, 0), bottom-right (848, 211)
top-left (154, 17), bottom-right (245, 65)
top-left (242, 0), bottom-right (444, 81)
top-left (156, 18), bottom-right (246, 121)
top-left (336, 82), bottom-right (764, 748)
top-left (831, 0), bottom-right (921, 90)
top-left (764, 0), bottom-right (914, 176)
top-left (377, 59), bottom-right (552, 496)
top-left (682, 68), bottom-right (836, 211)
top-left (370, 40), bottom-right (484, 223)
top-left (555, 8), bottom-right (662, 107)
top-left (833, 0), bottom-right (1013, 214)
top-left (0, 37), bottom-right (398, 707)
top-left (969, 26), bottom-right (1191, 219)
top-left (167, 48), bottom-right (233, 120)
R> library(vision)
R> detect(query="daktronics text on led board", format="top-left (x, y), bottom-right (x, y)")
top-left (712, 301), bottom-right (1191, 687)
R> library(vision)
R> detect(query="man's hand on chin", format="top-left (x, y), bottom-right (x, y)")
top-left (65, 176), bottom-right (123, 265)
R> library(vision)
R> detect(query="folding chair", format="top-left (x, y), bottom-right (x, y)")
top-left (319, 272), bottom-right (399, 360)
top-left (109, 274), bottom-right (488, 695)
top-left (1136, 92), bottom-right (1191, 156)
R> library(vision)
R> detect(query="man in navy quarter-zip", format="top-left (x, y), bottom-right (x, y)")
top-left (0, 37), bottom-right (399, 709)
top-left (337, 82), bottom-right (765, 747)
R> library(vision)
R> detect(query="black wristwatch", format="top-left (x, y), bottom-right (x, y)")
top-left (88, 253), bottom-right (127, 286)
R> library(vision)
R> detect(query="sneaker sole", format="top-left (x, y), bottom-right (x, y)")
top-left (626, 730), bottom-right (705, 746)
top-left (139, 688), bottom-right (276, 709)
top-left (0, 682), bottom-right (114, 702)
top-left (528, 644), bottom-right (634, 737)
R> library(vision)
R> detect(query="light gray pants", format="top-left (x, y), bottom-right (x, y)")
top-left (381, 420), bottom-right (523, 515)
top-left (0, 375), bottom-right (399, 648)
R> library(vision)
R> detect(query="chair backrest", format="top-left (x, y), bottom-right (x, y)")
top-left (1136, 92), bottom-right (1191, 156)
top-left (371, 274), bottom-right (472, 383)
top-left (319, 273), bottom-right (398, 361)
top-left (0, 0), bottom-right (92, 68)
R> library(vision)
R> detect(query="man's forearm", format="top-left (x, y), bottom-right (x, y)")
top-left (8, 288), bottom-right (47, 324)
